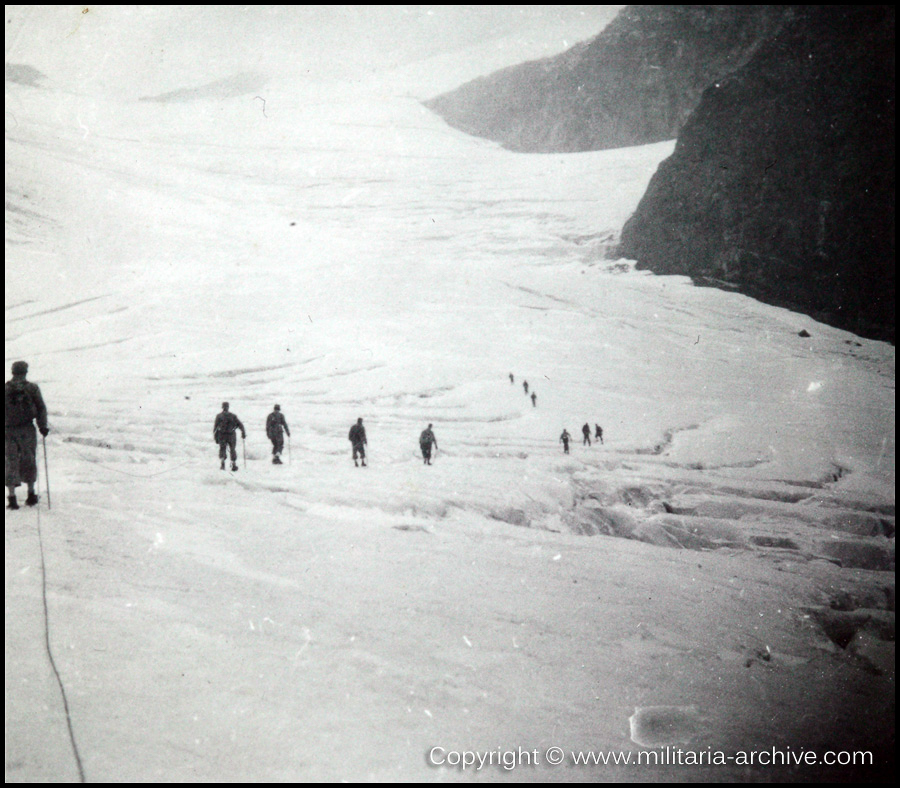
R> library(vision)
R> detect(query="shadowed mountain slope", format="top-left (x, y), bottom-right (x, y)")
top-left (617, 5), bottom-right (895, 343)
top-left (423, 6), bottom-right (789, 153)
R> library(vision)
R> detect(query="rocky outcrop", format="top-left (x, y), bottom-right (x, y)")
top-left (617, 6), bottom-right (895, 342)
top-left (424, 6), bottom-right (894, 340)
top-left (423, 6), bottom-right (790, 153)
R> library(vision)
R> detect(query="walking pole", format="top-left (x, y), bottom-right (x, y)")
top-left (288, 434), bottom-right (292, 465)
top-left (42, 434), bottom-right (52, 510)
top-left (242, 436), bottom-right (247, 467)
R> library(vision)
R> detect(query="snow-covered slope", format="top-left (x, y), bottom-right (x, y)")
top-left (6, 8), bottom-right (894, 782)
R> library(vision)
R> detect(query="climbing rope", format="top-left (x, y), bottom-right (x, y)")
top-left (34, 503), bottom-right (86, 782)
top-left (60, 440), bottom-right (194, 478)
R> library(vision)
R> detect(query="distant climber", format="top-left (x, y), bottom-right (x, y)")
top-left (349, 417), bottom-right (367, 467)
top-left (5, 361), bottom-right (49, 509)
top-left (531, 392), bottom-right (537, 407)
top-left (582, 423), bottom-right (591, 446)
top-left (595, 424), bottom-right (604, 444)
top-left (419, 424), bottom-right (438, 465)
top-left (266, 404), bottom-right (290, 465)
top-left (523, 380), bottom-right (529, 394)
top-left (214, 402), bottom-right (246, 471)
top-left (560, 429), bottom-right (571, 454)
top-left (509, 373), bottom-right (514, 384)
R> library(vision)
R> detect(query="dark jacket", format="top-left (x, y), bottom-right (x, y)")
top-left (266, 411), bottom-right (290, 439)
top-left (214, 411), bottom-right (246, 441)
top-left (5, 378), bottom-right (48, 432)
top-left (348, 423), bottom-right (367, 447)
top-left (419, 428), bottom-right (437, 448)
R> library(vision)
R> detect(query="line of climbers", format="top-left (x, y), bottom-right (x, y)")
top-left (509, 372), bottom-right (537, 407)
top-left (7, 361), bottom-right (607, 509)
top-left (212, 404), bottom-right (439, 471)
top-left (559, 424), bottom-right (604, 454)
top-left (510, 372), bottom-right (605, 455)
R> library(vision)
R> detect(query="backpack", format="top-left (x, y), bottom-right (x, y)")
top-left (5, 382), bottom-right (36, 426)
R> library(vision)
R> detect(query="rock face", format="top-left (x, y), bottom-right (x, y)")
top-left (425, 5), bottom-right (894, 342)
top-left (424, 6), bottom-right (790, 153)
top-left (617, 6), bottom-right (894, 342)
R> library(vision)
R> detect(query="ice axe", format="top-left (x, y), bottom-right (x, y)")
top-left (42, 434), bottom-right (51, 509)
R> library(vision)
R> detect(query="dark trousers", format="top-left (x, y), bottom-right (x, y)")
top-left (5, 426), bottom-right (37, 487)
top-left (352, 443), bottom-right (366, 461)
top-left (218, 434), bottom-right (237, 462)
top-left (270, 433), bottom-right (284, 455)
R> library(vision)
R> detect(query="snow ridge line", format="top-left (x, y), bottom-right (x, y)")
top-left (34, 505), bottom-right (87, 783)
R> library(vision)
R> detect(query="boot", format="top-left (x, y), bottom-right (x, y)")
top-left (231, 462), bottom-right (239, 472)
top-left (273, 455), bottom-right (282, 465)
top-left (7, 495), bottom-right (18, 510)
top-left (25, 492), bottom-right (39, 507)
top-left (220, 459), bottom-right (226, 470)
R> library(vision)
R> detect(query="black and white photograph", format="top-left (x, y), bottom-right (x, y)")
top-left (5, 6), bottom-right (894, 782)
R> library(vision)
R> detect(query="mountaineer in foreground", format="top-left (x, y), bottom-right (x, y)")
top-left (5, 361), bottom-right (49, 509)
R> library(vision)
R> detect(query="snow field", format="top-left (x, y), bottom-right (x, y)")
top-left (5, 16), bottom-right (895, 779)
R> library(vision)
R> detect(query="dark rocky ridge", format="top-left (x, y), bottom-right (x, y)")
top-left (424, 5), bottom-right (894, 342)
top-left (617, 6), bottom-right (895, 343)
top-left (424, 6), bottom-right (790, 153)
